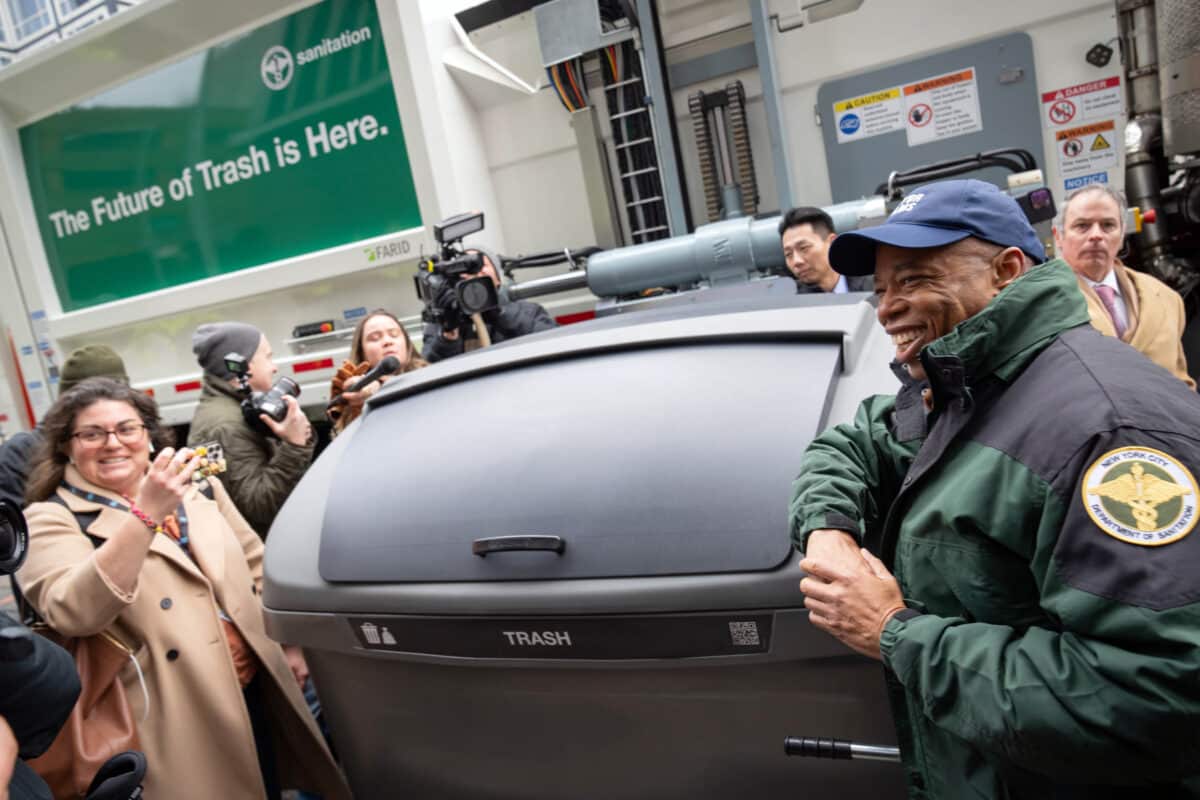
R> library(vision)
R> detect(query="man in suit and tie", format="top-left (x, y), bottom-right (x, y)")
top-left (1053, 184), bottom-right (1195, 389)
top-left (779, 207), bottom-right (873, 294)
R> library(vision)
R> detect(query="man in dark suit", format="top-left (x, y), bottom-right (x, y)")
top-left (778, 207), bottom-right (872, 294)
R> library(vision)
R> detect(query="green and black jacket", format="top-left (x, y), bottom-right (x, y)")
top-left (791, 260), bottom-right (1200, 799)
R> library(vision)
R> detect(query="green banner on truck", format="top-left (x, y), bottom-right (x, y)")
top-left (21, 0), bottom-right (421, 312)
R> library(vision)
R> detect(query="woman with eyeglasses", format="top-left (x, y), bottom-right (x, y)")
top-left (16, 378), bottom-right (350, 800)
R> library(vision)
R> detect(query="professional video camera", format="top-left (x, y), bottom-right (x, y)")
top-left (413, 211), bottom-right (500, 334)
top-left (0, 499), bottom-right (27, 577)
top-left (223, 352), bottom-right (301, 436)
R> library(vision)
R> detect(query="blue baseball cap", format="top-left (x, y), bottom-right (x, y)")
top-left (828, 179), bottom-right (1046, 276)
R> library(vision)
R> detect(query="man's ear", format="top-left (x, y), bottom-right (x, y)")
top-left (993, 246), bottom-right (1026, 288)
top-left (826, 232), bottom-right (837, 247)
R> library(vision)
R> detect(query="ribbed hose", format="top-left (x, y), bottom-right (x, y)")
top-left (689, 91), bottom-right (723, 222)
top-left (725, 81), bottom-right (759, 217)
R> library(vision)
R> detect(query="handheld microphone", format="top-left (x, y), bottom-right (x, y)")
top-left (328, 355), bottom-right (402, 408)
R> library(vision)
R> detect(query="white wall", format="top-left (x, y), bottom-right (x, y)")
top-left (474, 0), bottom-right (1119, 237)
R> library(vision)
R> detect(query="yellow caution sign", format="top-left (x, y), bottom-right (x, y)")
top-left (1091, 133), bottom-right (1111, 151)
top-left (834, 88), bottom-right (901, 112)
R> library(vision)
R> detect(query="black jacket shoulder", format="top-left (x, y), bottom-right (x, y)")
top-left (422, 298), bottom-right (556, 363)
top-left (0, 430), bottom-right (43, 509)
top-left (971, 324), bottom-right (1200, 486)
top-left (0, 611), bottom-right (80, 758)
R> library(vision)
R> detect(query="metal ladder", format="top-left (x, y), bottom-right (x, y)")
top-left (604, 42), bottom-right (670, 245)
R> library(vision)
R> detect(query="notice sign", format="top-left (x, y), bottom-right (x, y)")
top-left (1042, 76), bottom-right (1123, 129)
top-left (21, 0), bottom-right (422, 313)
top-left (833, 88), bottom-right (904, 144)
top-left (1056, 120), bottom-right (1118, 183)
top-left (903, 68), bottom-right (983, 147)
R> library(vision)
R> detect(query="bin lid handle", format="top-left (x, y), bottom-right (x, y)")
top-left (472, 535), bottom-right (566, 557)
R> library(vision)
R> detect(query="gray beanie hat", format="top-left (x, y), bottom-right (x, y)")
top-left (192, 322), bottom-right (263, 379)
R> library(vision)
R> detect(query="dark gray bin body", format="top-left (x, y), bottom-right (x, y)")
top-left (264, 295), bottom-right (903, 799)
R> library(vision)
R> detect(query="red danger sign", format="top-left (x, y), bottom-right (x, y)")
top-left (1062, 138), bottom-right (1084, 157)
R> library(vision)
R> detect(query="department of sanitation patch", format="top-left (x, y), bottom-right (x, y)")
top-left (1081, 446), bottom-right (1199, 546)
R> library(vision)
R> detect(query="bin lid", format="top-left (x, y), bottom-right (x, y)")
top-left (318, 339), bottom-right (841, 583)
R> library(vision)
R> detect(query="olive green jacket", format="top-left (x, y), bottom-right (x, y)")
top-left (187, 376), bottom-right (313, 539)
top-left (791, 261), bottom-right (1200, 798)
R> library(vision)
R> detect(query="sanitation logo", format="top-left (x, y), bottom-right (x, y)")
top-left (260, 26), bottom-right (373, 91)
top-left (1082, 446), bottom-right (1198, 547)
top-left (261, 46), bottom-right (294, 91)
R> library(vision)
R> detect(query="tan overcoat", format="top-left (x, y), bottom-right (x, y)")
top-left (17, 466), bottom-right (352, 800)
top-left (1077, 262), bottom-right (1196, 390)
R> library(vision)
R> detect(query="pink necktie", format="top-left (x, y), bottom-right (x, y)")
top-left (1094, 284), bottom-right (1127, 338)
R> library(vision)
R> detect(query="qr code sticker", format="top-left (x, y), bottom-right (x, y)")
top-left (728, 621), bottom-right (760, 647)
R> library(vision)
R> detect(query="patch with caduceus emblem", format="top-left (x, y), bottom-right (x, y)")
top-left (1082, 446), bottom-right (1199, 546)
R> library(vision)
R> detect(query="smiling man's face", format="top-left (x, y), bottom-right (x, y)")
top-left (872, 239), bottom-right (1012, 381)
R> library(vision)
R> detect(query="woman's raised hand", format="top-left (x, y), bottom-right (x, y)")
top-left (135, 446), bottom-right (202, 522)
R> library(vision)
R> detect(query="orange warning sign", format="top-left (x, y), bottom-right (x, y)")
top-left (903, 69), bottom-right (974, 96)
top-left (1055, 120), bottom-right (1115, 141)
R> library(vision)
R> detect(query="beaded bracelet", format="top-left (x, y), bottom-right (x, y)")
top-left (121, 495), bottom-right (164, 535)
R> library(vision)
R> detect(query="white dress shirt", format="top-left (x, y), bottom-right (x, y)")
top-left (832, 274), bottom-right (849, 294)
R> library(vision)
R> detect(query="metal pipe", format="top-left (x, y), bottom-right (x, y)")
top-left (1124, 115), bottom-right (1169, 253)
top-left (1119, 0), bottom-right (1161, 116)
top-left (783, 736), bottom-right (902, 763)
top-left (505, 270), bottom-right (590, 301)
top-left (848, 743), bottom-right (904, 763)
top-left (585, 193), bottom-right (889, 298)
top-left (1157, 0), bottom-right (1200, 157)
top-left (750, 0), bottom-right (795, 211)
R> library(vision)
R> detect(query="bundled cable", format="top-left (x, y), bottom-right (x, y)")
top-left (547, 65), bottom-right (575, 112)
top-left (548, 60), bottom-right (588, 112)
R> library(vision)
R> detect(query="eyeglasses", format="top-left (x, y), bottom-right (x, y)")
top-left (70, 422), bottom-right (148, 447)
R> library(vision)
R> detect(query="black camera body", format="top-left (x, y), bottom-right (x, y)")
top-left (413, 211), bottom-right (500, 333)
top-left (0, 500), bottom-right (28, 577)
top-left (223, 352), bottom-right (301, 436)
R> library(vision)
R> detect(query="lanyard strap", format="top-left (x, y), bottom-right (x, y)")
top-left (60, 481), bottom-right (191, 557)
top-left (58, 482), bottom-right (230, 623)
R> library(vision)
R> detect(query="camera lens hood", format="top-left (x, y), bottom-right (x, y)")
top-left (0, 500), bottom-right (30, 576)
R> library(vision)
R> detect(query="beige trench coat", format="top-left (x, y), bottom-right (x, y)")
top-left (1077, 263), bottom-right (1195, 390)
top-left (17, 466), bottom-right (352, 800)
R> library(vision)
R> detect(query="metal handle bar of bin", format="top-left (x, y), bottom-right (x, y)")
top-left (784, 737), bottom-right (901, 763)
top-left (472, 535), bottom-right (567, 557)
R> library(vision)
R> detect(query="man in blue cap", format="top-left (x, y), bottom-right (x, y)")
top-left (789, 179), bottom-right (1200, 798)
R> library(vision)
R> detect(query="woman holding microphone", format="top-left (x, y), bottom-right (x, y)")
top-left (328, 308), bottom-right (427, 435)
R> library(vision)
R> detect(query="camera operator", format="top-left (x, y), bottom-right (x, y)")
top-left (421, 248), bottom-right (556, 363)
top-left (0, 611), bottom-right (79, 800)
top-left (0, 501), bottom-right (80, 800)
top-left (187, 323), bottom-right (314, 540)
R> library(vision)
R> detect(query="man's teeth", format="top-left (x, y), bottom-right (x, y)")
top-left (892, 332), bottom-right (920, 347)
